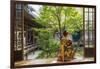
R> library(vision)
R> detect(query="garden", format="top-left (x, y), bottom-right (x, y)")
top-left (31, 5), bottom-right (83, 59)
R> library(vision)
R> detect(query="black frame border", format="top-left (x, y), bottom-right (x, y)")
top-left (10, 0), bottom-right (96, 68)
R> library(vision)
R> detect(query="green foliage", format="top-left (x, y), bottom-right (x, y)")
top-left (65, 8), bottom-right (83, 33)
top-left (72, 44), bottom-right (83, 56)
top-left (32, 5), bottom-right (83, 58)
top-left (37, 40), bottom-right (59, 58)
top-left (33, 6), bottom-right (83, 34)
top-left (33, 28), bottom-right (59, 58)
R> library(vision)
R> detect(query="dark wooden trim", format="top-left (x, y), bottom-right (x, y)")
top-left (11, 0), bottom-right (96, 68)
top-left (15, 61), bottom-right (96, 68)
top-left (84, 7), bottom-right (96, 57)
top-left (12, 0), bottom-right (96, 8)
top-left (94, 7), bottom-right (96, 62)
top-left (83, 8), bottom-right (85, 57)
top-left (88, 8), bottom-right (89, 47)
top-left (10, 1), bottom-right (15, 68)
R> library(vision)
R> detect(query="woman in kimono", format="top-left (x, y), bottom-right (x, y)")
top-left (58, 31), bottom-right (75, 62)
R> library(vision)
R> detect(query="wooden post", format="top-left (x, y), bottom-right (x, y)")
top-left (83, 8), bottom-right (85, 57)
top-left (21, 4), bottom-right (24, 60)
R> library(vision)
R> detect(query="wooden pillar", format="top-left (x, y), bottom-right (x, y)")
top-left (83, 7), bottom-right (85, 57)
top-left (21, 4), bottom-right (24, 60)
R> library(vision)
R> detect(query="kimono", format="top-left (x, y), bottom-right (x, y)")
top-left (58, 36), bottom-right (75, 62)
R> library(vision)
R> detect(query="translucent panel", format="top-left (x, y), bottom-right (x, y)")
top-left (85, 45), bottom-right (89, 48)
top-left (89, 12), bottom-right (92, 21)
top-left (92, 13), bottom-right (94, 21)
top-left (89, 8), bottom-right (93, 12)
top-left (14, 30), bottom-right (17, 50)
top-left (92, 31), bottom-right (95, 44)
top-left (85, 21), bottom-right (88, 30)
top-left (92, 13), bottom-right (95, 30)
top-left (89, 41), bottom-right (93, 45)
top-left (92, 8), bottom-right (95, 12)
top-left (85, 13), bottom-right (88, 20)
top-left (92, 22), bottom-right (95, 31)
top-left (16, 4), bottom-right (22, 9)
top-left (89, 31), bottom-right (92, 41)
top-left (89, 21), bottom-right (92, 30)
top-left (85, 8), bottom-right (88, 12)
top-left (85, 30), bottom-right (88, 45)
top-left (88, 30), bottom-right (95, 48)
top-left (16, 10), bottom-right (22, 20)
top-left (89, 45), bottom-right (94, 48)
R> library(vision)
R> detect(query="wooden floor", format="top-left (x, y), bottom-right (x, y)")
top-left (15, 50), bottom-right (94, 67)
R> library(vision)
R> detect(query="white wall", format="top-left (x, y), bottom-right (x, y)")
top-left (0, 0), bottom-right (100, 69)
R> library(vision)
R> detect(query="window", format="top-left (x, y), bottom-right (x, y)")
top-left (84, 8), bottom-right (95, 48)
top-left (14, 4), bottom-right (24, 50)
